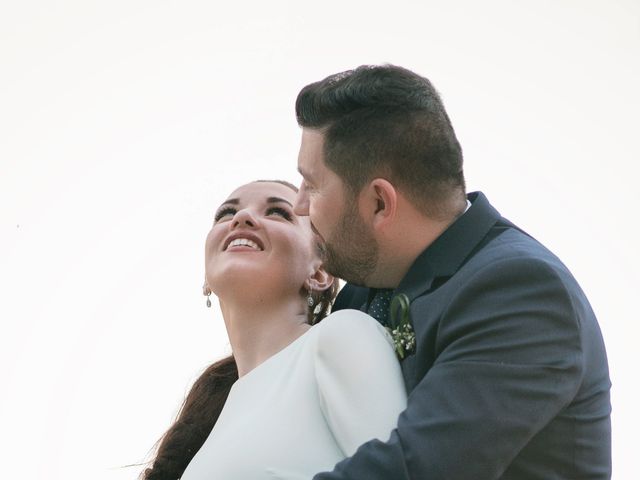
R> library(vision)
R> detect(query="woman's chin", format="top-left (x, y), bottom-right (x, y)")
top-left (206, 260), bottom-right (270, 291)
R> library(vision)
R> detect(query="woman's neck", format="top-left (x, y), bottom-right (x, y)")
top-left (219, 298), bottom-right (311, 377)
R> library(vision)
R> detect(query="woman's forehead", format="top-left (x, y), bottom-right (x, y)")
top-left (226, 181), bottom-right (297, 203)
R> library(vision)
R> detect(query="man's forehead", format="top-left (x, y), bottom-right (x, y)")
top-left (299, 129), bottom-right (325, 177)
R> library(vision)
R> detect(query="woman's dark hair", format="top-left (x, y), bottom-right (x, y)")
top-left (141, 180), bottom-right (339, 480)
top-left (296, 64), bottom-right (466, 219)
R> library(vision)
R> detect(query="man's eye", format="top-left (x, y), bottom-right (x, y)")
top-left (214, 207), bottom-right (236, 222)
top-left (266, 207), bottom-right (293, 221)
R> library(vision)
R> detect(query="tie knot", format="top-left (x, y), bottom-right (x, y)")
top-left (367, 289), bottom-right (394, 326)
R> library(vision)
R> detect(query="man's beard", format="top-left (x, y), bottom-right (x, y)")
top-left (323, 203), bottom-right (378, 286)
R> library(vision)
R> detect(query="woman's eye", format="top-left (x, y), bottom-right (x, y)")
top-left (214, 207), bottom-right (236, 222)
top-left (266, 207), bottom-right (293, 221)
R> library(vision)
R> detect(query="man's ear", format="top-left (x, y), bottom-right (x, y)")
top-left (360, 178), bottom-right (398, 231)
top-left (306, 266), bottom-right (334, 293)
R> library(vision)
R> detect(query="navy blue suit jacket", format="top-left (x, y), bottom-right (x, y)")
top-left (314, 192), bottom-right (611, 480)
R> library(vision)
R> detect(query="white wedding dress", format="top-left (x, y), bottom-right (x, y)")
top-left (181, 309), bottom-right (407, 480)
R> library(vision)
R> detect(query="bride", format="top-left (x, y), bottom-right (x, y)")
top-left (142, 180), bottom-right (407, 479)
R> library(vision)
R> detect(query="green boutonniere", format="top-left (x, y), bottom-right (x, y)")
top-left (387, 294), bottom-right (416, 359)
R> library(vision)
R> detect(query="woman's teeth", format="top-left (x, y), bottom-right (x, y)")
top-left (227, 238), bottom-right (261, 250)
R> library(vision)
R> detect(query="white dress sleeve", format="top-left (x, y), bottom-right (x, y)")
top-left (313, 309), bottom-right (408, 457)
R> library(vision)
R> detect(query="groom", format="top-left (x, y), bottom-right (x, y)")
top-left (292, 65), bottom-right (611, 479)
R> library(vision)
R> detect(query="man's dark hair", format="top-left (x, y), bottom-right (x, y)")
top-left (295, 64), bottom-right (466, 219)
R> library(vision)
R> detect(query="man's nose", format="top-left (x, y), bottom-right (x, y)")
top-left (293, 185), bottom-right (310, 216)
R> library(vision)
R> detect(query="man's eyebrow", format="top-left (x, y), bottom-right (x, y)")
top-left (267, 197), bottom-right (293, 207)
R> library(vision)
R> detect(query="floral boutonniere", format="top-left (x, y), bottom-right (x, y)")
top-left (386, 294), bottom-right (416, 360)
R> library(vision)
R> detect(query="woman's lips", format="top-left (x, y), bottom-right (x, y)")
top-left (223, 233), bottom-right (265, 251)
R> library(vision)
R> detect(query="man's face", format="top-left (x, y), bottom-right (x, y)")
top-left (294, 129), bottom-right (378, 285)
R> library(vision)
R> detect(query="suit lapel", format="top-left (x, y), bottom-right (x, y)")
top-left (392, 192), bottom-right (502, 387)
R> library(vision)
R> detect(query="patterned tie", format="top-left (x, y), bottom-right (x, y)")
top-left (367, 289), bottom-right (394, 326)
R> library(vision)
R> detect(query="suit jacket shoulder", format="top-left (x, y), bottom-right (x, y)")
top-left (320, 191), bottom-right (611, 480)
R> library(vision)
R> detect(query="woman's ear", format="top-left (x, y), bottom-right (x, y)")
top-left (306, 266), bottom-right (334, 293)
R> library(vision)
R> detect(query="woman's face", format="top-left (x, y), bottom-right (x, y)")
top-left (205, 182), bottom-right (320, 298)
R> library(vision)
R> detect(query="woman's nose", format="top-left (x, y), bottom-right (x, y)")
top-left (231, 208), bottom-right (259, 228)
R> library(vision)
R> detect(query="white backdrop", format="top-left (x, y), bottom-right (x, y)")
top-left (1, 1), bottom-right (638, 479)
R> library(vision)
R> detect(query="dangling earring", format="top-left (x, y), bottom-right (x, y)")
top-left (203, 284), bottom-right (212, 308)
top-left (307, 288), bottom-right (315, 307)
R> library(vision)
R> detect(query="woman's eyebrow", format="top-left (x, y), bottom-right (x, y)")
top-left (267, 197), bottom-right (293, 207)
top-left (217, 198), bottom-right (240, 208)
top-left (216, 197), bottom-right (293, 210)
